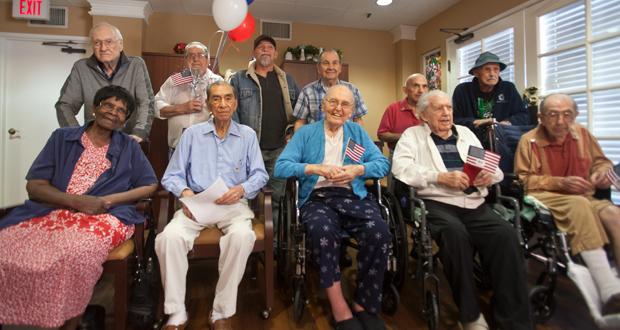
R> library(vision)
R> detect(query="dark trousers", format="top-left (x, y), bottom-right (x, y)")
top-left (424, 199), bottom-right (532, 330)
top-left (301, 187), bottom-right (392, 314)
top-left (261, 147), bottom-right (285, 227)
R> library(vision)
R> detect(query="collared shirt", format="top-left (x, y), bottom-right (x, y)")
top-left (162, 119), bottom-right (268, 199)
top-left (154, 69), bottom-right (223, 148)
top-left (292, 79), bottom-right (368, 123)
top-left (377, 97), bottom-right (421, 150)
top-left (0, 124), bottom-right (158, 229)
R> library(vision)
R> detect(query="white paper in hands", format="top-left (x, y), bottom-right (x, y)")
top-left (179, 177), bottom-right (242, 225)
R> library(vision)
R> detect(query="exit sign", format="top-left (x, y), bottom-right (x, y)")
top-left (12, 0), bottom-right (50, 20)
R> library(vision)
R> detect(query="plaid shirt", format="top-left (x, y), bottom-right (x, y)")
top-left (292, 79), bottom-right (368, 123)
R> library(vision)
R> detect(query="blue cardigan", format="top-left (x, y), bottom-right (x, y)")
top-left (0, 124), bottom-right (158, 229)
top-left (274, 120), bottom-right (389, 207)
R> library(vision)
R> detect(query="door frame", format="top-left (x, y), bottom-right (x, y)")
top-left (0, 32), bottom-right (89, 207)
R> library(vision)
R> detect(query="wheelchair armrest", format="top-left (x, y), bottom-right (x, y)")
top-left (495, 191), bottom-right (525, 247)
top-left (257, 187), bottom-right (273, 245)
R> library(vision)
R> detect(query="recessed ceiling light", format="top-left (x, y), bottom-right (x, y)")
top-left (376, 0), bottom-right (392, 6)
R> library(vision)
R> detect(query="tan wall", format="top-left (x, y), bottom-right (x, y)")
top-left (415, 0), bottom-right (529, 90)
top-left (143, 12), bottom-right (396, 140)
top-left (394, 39), bottom-right (417, 91)
top-left (0, 2), bottom-right (90, 36)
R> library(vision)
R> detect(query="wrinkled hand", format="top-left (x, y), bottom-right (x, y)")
top-left (184, 99), bottom-right (203, 114)
top-left (329, 165), bottom-right (364, 185)
top-left (180, 189), bottom-right (196, 220)
top-left (591, 171), bottom-right (612, 190)
top-left (307, 164), bottom-right (344, 179)
top-left (438, 171), bottom-right (470, 190)
top-left (560, 176), bottom-right (593, 194)
top-left (473, 118), bottom-right (494, 128)
top-left (71, 195), bottom-right (110, 214)
top-left (215, 185), bottom-right (245, 205)
top-left (473, 170), bottom-right (494, 187)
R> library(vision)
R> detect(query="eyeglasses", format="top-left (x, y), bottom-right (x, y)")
top-left (544, 111), bottom-right (575, 120)
top-left (93, 39), bottom-right (118, 49)
top-left (99, 101), bottom-right (128, 116)
top-left (186, 53), bottom-right (207, 60)
top-left (325, 98), bottom-right (353, 110)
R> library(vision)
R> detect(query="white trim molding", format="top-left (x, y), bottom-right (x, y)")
top-left (87, 0), bottom-right (152, 22)
top-left (390, 24), bottom-right (417, 43)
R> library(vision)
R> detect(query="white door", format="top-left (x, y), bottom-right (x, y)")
top-left (0, 33), bottom-right (88, 208)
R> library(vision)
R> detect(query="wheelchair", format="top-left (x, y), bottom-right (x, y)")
top-left (276, 177), bottom-right (409, 323)
top-left (394, 178), bottom-right (523, 330)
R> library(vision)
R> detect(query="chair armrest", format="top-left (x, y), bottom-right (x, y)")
top-left (258, 187), bottom-right (273, 245)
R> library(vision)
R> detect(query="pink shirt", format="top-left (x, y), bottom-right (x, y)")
top-left (377, 97), bottom-right (421, 149)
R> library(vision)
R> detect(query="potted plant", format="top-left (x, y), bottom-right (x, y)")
top-left (288, 46), bottom-right (302, 60)
top-left (304, 45), bottom-right (319, 61)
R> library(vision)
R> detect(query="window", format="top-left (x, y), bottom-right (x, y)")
top-left (456, 28), bottom-right (515, 85)
top-left (536, 0), bottom-right (620, 201)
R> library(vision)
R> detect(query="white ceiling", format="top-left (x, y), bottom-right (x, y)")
top-left (20, 0), bottom-right (461, 32)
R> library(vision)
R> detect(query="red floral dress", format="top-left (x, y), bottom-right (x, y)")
top-left (0, 133), bottom-right (134, 327)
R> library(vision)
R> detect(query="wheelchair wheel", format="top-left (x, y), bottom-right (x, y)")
top-left (381, 283), bottom-right (400, 315)
top-left (425, 290), bottom-right (439, 330)
top-left (293, 280), bottom-right (306, 323)
top-left (383, 191), bottom-right (409, 290)
top-left (276, 196), bottom-right (289, 285)
top-left (529, 285), bottom-right (555, 323)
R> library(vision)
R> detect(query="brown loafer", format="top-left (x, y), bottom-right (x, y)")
top-left (162, 321), bottom-right (187, 330)
top-left (603, 293), bottom-right (620, 315)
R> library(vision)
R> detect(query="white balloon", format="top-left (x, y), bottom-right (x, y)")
top-left (212, 0), bottom-right (248, 32)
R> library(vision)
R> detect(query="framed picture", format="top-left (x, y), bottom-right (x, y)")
top-left (423, 49), bottom-right (441, 90)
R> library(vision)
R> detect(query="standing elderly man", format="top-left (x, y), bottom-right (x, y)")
top-left (154, 41), bottom-right (223, 151)
top-left (56, 22), bottom-right (154, 142)
top-left (377, 73), bottom-right (428, 156)
top-left (293, 49), bottom-right (368, 131)
top-left (230, 34), bottom-right (299, 226)
top-left (452, 51), bottom-right (528, 132)
top-left (155, 81), bottom-right (268, 330)
top-left (392, 90), bottom-right (531, 330)
top-left (515, 93), bottom-right (620, 315)
top-left (276, 85), bottom-right (391, 330)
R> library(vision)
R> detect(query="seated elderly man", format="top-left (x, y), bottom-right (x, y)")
top-left (392, 90), bottom-right (531, 330)
top-left (515, 93), bottom-right (620, 315)
top-left (155, 81), bottom-right (268, 330)
top-left (275, 84), bottom-right (391, 330)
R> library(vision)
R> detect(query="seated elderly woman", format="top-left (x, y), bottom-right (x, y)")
top-left (275, 84), bottom-right (391, 330)
top-left (0, 85), bottom-right (158, 329)
top-left (392, 90), bottom-right (531, 330)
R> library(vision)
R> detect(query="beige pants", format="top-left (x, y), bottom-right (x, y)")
top-left (155, 202), bottom-right (256, 320)
top-left (530, 191), bottom-right (613, 254)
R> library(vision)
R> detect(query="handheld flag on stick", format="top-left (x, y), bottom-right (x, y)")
top-left (171, 69), bottom-right (193, 86)
top-left (606, 165), bottom-right (620, 190)
top-left (462, 145), bottom-right (500, 185)
top-left (344, 138), bottom-right (365, 163)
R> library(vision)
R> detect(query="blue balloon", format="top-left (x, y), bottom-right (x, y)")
top-left (247, 0), bottom-right (254, 4)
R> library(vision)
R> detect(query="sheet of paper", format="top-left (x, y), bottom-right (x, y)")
top-left (179, 177), bottom-right (242, 225)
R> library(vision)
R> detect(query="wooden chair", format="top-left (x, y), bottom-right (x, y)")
top-left (160, 188), bottom-right (274, 319)
top-left (103, 198), bottom-right (153, 330)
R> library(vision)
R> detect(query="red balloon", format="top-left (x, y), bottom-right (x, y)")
top-left (228, 12), bottom-right (255, 42)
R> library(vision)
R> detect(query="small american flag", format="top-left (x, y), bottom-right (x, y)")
top-left (345, 138), bottom-right (365, 163)
top-left (606, 166), bottom-right (620, 190)
top-left (465, 145), bottom-right (500, 173)
top-left (171, 69), bottom-right (193, 86)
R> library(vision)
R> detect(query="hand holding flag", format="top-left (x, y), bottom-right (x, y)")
top-left (462, 145), bottom-right (501, 186)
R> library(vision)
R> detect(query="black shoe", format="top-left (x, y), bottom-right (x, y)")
top-left (78, 305), bottom-right (105, 330)
top-left (335, 317), bottom-right (364, 330)
top-left (353, 311), bottom-right (385, 330)
top-left (603, 293), bottom-right (620, 315)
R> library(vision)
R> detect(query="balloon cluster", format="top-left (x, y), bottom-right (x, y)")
top-left (212, 0), bottom-right (256, 42)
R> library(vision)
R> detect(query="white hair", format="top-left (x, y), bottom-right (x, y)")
top-left (416, 89), bottom-right (450, 117)
top-left (185, 41), bottom-right (208, 55)
top-left (89, 22), bottom-right (123, 41)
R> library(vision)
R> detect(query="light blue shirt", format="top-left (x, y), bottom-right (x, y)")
top-left (162, 119), bottom-right (268, 199)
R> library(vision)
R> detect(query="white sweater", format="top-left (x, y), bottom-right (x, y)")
top-left (391, 123), bottom-right (503, 209)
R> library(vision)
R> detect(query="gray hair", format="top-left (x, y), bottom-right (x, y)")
top-left (207, 80), bottom-right (236, 100)
top-left (416, 89), bottom-right (450, 117)
top-left (404, 73), bottom-right (426, 87)
top-left (319, 48), bottom-right (342, 62)
top-left (539, 93), bottom-right (578, 114)
top-left (185, 41), bottom-right (209, 56)
top-left (89, 22), bottom-right (123, 41)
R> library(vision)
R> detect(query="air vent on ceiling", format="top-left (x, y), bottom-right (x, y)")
top-left (261, 20), bottom-right (292, 40)
top-left (28, 6), bottom-right (68, 28)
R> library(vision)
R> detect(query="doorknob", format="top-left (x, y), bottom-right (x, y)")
top-left (8, 128), bottom-right (21, 139)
